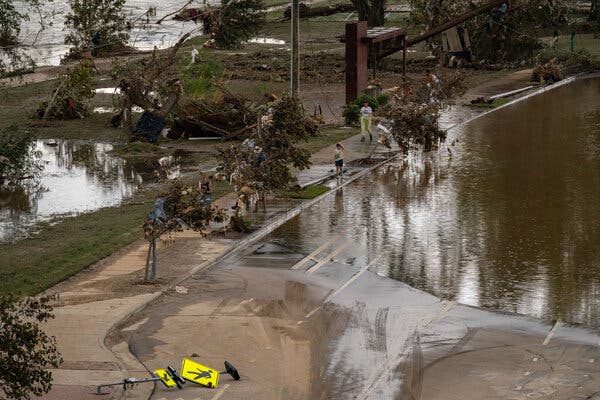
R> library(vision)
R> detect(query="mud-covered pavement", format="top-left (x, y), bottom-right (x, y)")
top-left (121, 227), bottom-right (600, 400)
top-left (120, 188), bottom-right (600, 400)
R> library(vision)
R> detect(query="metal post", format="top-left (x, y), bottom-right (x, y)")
top-left (291, 0), bottom-right (300, 95)
top-left (570, 30), bottom-right (575, 52)
top-left (402, 37), bottom-right (407, 76)
top-left (150, 238), bottom-right (157, 282)
top-left (144, 241), bottom-right (152, 283)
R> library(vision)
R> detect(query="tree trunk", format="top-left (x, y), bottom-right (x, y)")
top-left (351, 0), bottom-right (386, 26)
top-left (590, 0), bottom-right (600, 22)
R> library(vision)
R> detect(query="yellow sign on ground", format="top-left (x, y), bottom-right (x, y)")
top-left (154, 369), bottom-right (176, 388)
top-left (180, 358), bottom-right (220, 388)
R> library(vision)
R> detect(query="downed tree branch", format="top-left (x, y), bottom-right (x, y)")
top-left (280, 2), bottom-right (355, 20)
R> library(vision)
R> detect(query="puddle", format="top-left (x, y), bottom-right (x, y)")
top-left (93, 106), bottom-right (143, 114)
top-left (0, 139), bottom-right (147, 243)
top-left (248, 37), bottom-right (286, 45)
top-left (95, 88), bottom-right (121, 95)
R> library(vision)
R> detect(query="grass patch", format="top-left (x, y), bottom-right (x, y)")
top-left (111, 142), bottom-right (168, 156)
top-left (0, 193), bottom-right (152, 296)
top-left (0, 79), bottom-right (126, 141)
top-left (283, 184), bottom-right (329, 199)
top-left (469, 97), bottom-right (510, 109)
top-left (302, 127), bottom-right (356, 153)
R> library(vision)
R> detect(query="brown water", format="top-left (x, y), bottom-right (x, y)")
top-left (271, 77), bottom-right (600, 326)
top-left (0, 140), bottom-right (144, 242)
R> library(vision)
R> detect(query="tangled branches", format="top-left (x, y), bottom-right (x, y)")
top-left (36, 61), bottom-right (96, 121)
top-left (198, 0), bottom-right (266, 49)
top-left (217, 96), bottom-right (315, 197)
top-left (379, 72), bottom-right (465, 152)
top-left (112, 33), bottom-right (190, 140)
top-left (143, 179), bottom-right (226, 240)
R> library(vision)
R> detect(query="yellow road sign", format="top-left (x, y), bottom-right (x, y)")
top-left (180, 358), bottom-right (220, 388)
top-left (154, 369), bottom-right (176, 388)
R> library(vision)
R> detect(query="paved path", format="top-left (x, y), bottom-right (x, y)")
top-left (38, 131), bottom-right (380, 399)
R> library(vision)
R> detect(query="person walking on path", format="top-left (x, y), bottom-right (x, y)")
top-left (334, 143), bottom-right (344, 178)
top-left (360, 101), bottom-right (373, 142)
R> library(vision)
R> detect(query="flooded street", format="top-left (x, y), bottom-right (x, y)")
top-left (269, 77), bottom-right (600, 326)
top-left (0, 140), bottom-right (142, 242)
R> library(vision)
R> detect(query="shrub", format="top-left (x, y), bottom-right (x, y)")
top-left (0, 126), bottom-right (41, 186)
top-left (342, 94), bottom-right (379, 125)
top-left (230, 212), bottom-right (252, 233)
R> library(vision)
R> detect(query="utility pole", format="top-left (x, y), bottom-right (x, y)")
top-left (290, 0), bottom-right (300, 95)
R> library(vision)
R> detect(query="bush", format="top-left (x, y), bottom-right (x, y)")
top-left (183, 54), bottom-right (227, 99)
top-left (376, 93), bottom-right (390, 107)
top-left (230, 212), bottom-right (252, 233)
top-left (64, 0), bottom-right (132, 52)
top-left (0, 126), bottom-right (41, 186)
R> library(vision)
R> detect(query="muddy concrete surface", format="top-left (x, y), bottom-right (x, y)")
top-left (109, 78), bottom-right (600, 399)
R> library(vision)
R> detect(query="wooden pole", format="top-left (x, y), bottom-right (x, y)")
top-left (143, 241), bottom-right (152, 283)
top-left (291, 0), bottom-right (300, 95)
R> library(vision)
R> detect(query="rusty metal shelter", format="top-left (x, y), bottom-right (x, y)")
top-left (343, 21), bottom-right (407, 103)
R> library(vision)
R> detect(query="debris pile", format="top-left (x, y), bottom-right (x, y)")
top-left (171, 92), bottom-right (259, 139)
top-left (532, 58), bottom-right (564, 83)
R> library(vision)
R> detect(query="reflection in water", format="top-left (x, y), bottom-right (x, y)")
top-left (14, 0), bottom-right (211, 66)
top-left (271, 77), bottom-right (600, 326)
top-left (0, 140), bottom-right (143, 242)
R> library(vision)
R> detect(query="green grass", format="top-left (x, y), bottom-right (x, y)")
top-left (0, 79), bottom-right (126, 141)
top-left (111, 142), bottom-right (168, 156)
top-left (468, 97), bottom-right (510, 109)
top-left (283, 184), bottom-right (330, 199)
top-left (302, 127), bottom-right (356, 153)
top-left (0, 193), bottom-right (153, 295)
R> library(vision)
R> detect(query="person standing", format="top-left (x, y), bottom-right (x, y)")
top-left (360, 101), bottom-right (373, 142)
top-left (199, 175), bottom-right (213, 203)
top-left (334, 143), bottom-right (344, 178)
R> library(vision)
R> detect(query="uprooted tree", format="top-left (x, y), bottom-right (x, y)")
top-left (217, 95), bottom-right (316, 210)
top-left (0, 125), bottom-right (41, 186)
top-left (0, 295), bottom-right (63, 400)
top-left (112, 33), bottom-right (190, 142)
top-left (36, 61), bottom-right (96, 121)
top-left (64, 0), bottom-right (132, 54)
top-left (378, 72), bottom-right (465, 152)
top-left (409, 0), bottom-right (568, 62)
top-left (198, 0), bottom-right (266, 49)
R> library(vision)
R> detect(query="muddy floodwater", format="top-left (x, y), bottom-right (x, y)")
top-left (0, 140), bottom-right (143, 243)
top-left (271, 77), bottom-right (600, 326)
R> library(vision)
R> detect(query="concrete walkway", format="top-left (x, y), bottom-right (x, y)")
top-left (39, 131), bottom-right (381, 399)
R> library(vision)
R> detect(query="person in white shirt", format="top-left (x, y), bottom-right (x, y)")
top-left (360, 101), bottom-right (373, 142)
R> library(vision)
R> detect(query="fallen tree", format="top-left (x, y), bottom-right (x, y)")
top-left (112, 33), bottom-right (190, 142)
top-left (36, 61), bottom-right (96, 121)
top-left (171, 85), bottom-right (259, 139)
top-left (379, 71), bottom-right (465, 152)
top-left (217, 96), bottom-right (316, 212)
top-left (281, 2), bottom-right (355, 20)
